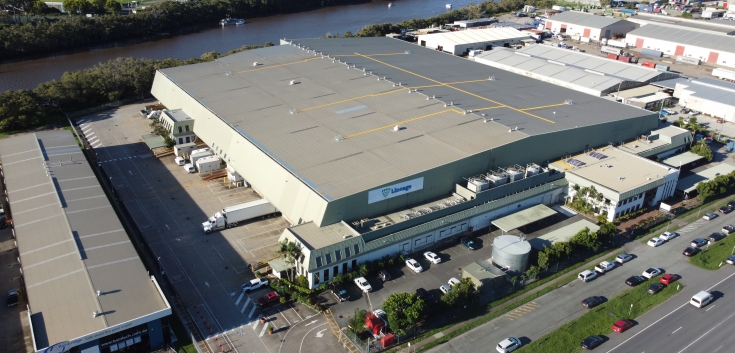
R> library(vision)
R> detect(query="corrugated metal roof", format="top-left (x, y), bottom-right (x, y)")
top-left (676, 163), bottom-right (735, 193)
top-left (491, 204), bottom-right (557, 231)
top-left (628, 24), bottom-right (735, 54)
top-left (529, 219), bottom-right (599, 250)
top-left (546, 11), bottom-right (622, 29)
top-left (661, 151), bottom-right (705, 168)
top-left (0, 131), bottom-right (169, 349)
top-left (418, 28), bottom-right (529, 45)
top-left (680, 79), bottom-right (735, 106)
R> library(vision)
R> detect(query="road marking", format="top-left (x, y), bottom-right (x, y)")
top-left (165, 224), bottom-right (170, 230)
top-left (304, 320), bottom-right (318, 326)
top-left (240, 298), bottom-right (251, 313)
top-left (259, 322), bottom-right (269, 337)
top-left (299, 323), bottom-right (327, 353)
top-left (676, 310), bottom-right (735, 353)
top-left (706, 304), bottom-right (716, 311)
top-left (672, 326), bottom-right (682, 334)
top-left (316, 328), bottom-right (326, 338)
top-left (606, 270), bottom-right (735, 352)
top-left (247, 303), bottom-right (257, 318)
top-left (235, 292), bottom-right (245, 305)
top-left (204, 281), bottom-right (209, 287)
top-left (251, 319), bottom-right (260, 329)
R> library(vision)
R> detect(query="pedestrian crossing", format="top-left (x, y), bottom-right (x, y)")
top-left (76, 119), bottom-right (104, 149)
top-left (504, 301), bottom-right (540, 321)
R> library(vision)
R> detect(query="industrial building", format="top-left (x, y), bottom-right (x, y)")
top-left (676, 164), bottom-right (735, 198)
top-left (151, 37), bottom-right (659, 288)
top-left (617, 125), bottom-right (692, 160)
top-left (610, 85), bottom-right (672, 110)
top-left (551, 146), bottom-right (679, 222)
top-left (452, 18), bottom-right (499, 29)
top-left (159, 109), bottom-right (197, 145)
top-left (529, 218), bottom-right (600, 251)
top-left (624, 24), bottom-right (735, 68)
top-left (544, 11), bottom-right (639, 40)
top-left (672, 78), bottom-right (735, 122)
top-left (0, 130), bottom-right (171, 353)
top-left (417, 27), bottom-right (530, 55)
top-left (628, 13), bottom-right (735, 36)
top-left (474, 45), bottom-right (677, 96)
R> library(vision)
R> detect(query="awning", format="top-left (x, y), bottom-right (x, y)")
top-left (529, 219), bottom-right (600, 250)
top-left (661, 152), bottom-right (705, 168)
top-left (676, 164), bottom-right (735, 194)
top-left (492, 204), bottom-right (557, 232)
top-left (141, 134), bottom-right (166, 150)
top-left (268, 257), bottom-right (294, 273)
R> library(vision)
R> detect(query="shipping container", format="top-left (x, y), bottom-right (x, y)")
top-left (642, 61), bottom-right (656, 68)
top-left (601, 46), bottom-right (623, 55)
top-left (677, 56), bottom-right (700, 65)
top-left (655, 64), bottom-right (670, 71)
top-left (640, 48), bottom-right (663, 57)
top-left (712, 67), bottom-right (735, 81)
top-left (606, 39), bottom-right (628, 48)
top-left (607, 53), bottom-right (619, 60)
top-left (618, 56), bottom-right (631, 63)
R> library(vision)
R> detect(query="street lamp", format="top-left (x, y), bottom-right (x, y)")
top-left (629, 303), bottom-right (633, 316)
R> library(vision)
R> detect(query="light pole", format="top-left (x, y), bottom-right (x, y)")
top-left (629, 303), bottom-right (633, 316)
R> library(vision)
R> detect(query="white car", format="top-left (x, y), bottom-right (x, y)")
top-left (405, 258), bottom-right (423, 273)
top-left (642, 267), bottom-right (662, 279)
top-left (184, 163), bottom-right (196, 173)
top-left (647, 237), bottom-right (665, 247)
top-left (424, 251), bottom-right (441, 264)
top-left (615, 253), bottom-right (633, 264)
top-left (578, 270), bottom-right (598, 283)
top-left (496, 337), bottom-right (522, 353)
top-left (439, 284), bottom-right (452, 294)
top-left (659, 232), bottom-right (679, 241)
top-left (448, 277), bottom-right (461, 287)
top-left (594, 261), bottom-right (615, 273)
top-left (241, 278), bottom-right (269, 292)
top-left (354, 277), bottom-right (372, 293)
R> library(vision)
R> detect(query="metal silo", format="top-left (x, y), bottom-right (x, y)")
top-left (492, 235), bottom-right (531, 272)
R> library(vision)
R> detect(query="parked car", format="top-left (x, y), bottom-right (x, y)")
top-left (612, 319), bottom-right (634, 333)
top-left (439, 284), bottom-right (452, 294)
top-left (578, 270), bottom-right (598, 282)
top-left (424, 251), bottom-right (441, 264)
top-left (496, 337), bottom-right (522, 353)
top-left (688, 110), bottom-right (701, 116)
top-left (690, 238), bottom-right (708, 248)
top-left (257, 291), bottom-right (280, 306)
top-left (647, 237), bottom-right (665, 247)
top-left (184, 163), bottom-right (196, 173)
top-left (594, 261), bottom-right (615, 273)
top-left (727, 255), bottom-right (735, 265)
top-left (241, 278), bottom-right (269, 292)
top-left (174, 156), bottom-right (187, 166)
top-left (406, 258), bottom-right (423, 273)
top-left (728, 200), bottom-right (735, 208)
top-left (703, 212), bottom-right (718, 220)
top-left (659, 232), bottom-right (679, 241)
top-left (378, 270), bottom-right (392, 281)
top-left (581, 335), bottom-right (604, 350)
top-left (625, 275), bottom-right (646, 286)
top-left (354, 277), bottom-right (372, 292)
top-left (722, 225), bottom-right (735, 235)
top-left (709, 232), bottom-right (726, 243)
top-left (642, 267), bottom-right (662, 279)
top-left (719, 205), bottom-right (733, 214)
top-left (648, 283), bottom-right (665, 294)
top-left (331, 284), bottom-right (350, 302)
top-left (6, 289), bottom-right (19, 307)
top-left (683, 247), bottom-right (699, 257)
top-left (461, 237), bottom-right (478, 250)
top-left (615, 253), bottom-right (633, 264)
top-left (581, 296), bottom-right (604, 309)
top-left (415, 288), bottom-right (431, 301)
top-left (660, 274), bottom-right (677, 285)
top-left (448, 277), bottom-right (461, 287)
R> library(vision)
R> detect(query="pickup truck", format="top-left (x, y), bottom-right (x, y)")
top-left (594, 261), bottom-right (615, 273)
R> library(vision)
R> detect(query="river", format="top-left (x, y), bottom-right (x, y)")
top-left (0, 0), bottom-right (483, 91)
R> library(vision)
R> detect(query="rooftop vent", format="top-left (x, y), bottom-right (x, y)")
top-left (393, 125), bottom-right (400, 132)
top-left (343, 235), bottom-right (353, 239)
top-left (225, 71), bottom-right (232, 76)
top-left (97, 290), bottom-right (101, 297)
top-left (565, 99), bottom-right (573, 105)
top-left (289, 80), bottom-right (296, 85)
top-left (489, 76), bottom-right (496, 81)
top-left (335, 135), bottom-right (344, 142)
top-left (405, 50), bottom-right (410, 54)
top-left (93, 311), bottom-right (99, 318)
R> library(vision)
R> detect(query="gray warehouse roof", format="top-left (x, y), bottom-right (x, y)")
top-left (628, 24), bottom-right (735, 54)
top-left (680, 79), bottom-right (735, 107)
top-left (632, 14), bottom-right (735, 35)
top-left (546, 11), bottom-right (622, 28)
top-left (0, 131), bottom-right (169, 349)
top-left (676, 164), bottom-right (735, 194)
top-left (158, 37), bottom-right (657, 200)
top-left (418, 28), bottom-right (529, 45)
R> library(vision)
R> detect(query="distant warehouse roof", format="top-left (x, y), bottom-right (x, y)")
top-left (419, 27), bottom-right (529, 45)
top-left (627, 24), bottom-right (735, 54)
top-left (546, 11), bottom-right (623, 28)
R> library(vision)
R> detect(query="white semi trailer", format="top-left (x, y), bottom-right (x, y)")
top-left (712, 68), bottom-right (735, 81)
top-left (202, 199), bottom-right (279, 234)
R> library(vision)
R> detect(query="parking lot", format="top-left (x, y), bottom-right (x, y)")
top-left (75, 102), bottom-right (338, 353)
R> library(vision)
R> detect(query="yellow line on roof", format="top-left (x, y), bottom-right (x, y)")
top-left (342, 109), bottom-right (458, 139)
top-left (232, 57), bottom-right (321, 75)
top-left (297, 88), bottom-right (405, 113)
top-left (520, 102), bottom-right (568, 111)
top-left (354, 52), bottom-right (556, 124)
top-left (331, 53), bottom-right (409, 57)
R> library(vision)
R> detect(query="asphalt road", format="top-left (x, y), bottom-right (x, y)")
top-left (427, 210), bottom-right (735, 353)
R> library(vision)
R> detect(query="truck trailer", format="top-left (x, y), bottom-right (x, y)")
top-left (196, 156), bottom-right (221, 173)
top-left (202, 199), bottom-right (279, 233)
top-left (174, 142), bottom-right (196, 157)
top-left (190, 148), bottom-right (214, 166)
top-left (712, 68), bottom-right (735, 81)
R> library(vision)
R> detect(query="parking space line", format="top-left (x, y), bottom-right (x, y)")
top-left (235, 292), bottom-right (245, 305)
top-left (278, 308), bottom-right (291, 326)
top-left (248, 303), bottom-right (258, 318)
top-left (259, 322), bottom-right (269, 337)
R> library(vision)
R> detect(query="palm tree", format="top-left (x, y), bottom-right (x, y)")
top-left (273, 240), bottom-right (302, 281)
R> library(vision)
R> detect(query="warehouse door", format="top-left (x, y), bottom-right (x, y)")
top-left (583, 28), bottom-right (591, 37)
top-left (635, 38), bottom-right (644, 48)
top-left (708, 51), bottom-right (719, 63)
top-left (675, 45), bottom-right (685, 56)
top-left (545, 21), bottom-right (552, 29)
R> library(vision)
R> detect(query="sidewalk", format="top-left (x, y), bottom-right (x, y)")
top-left (395, 249), bottom-right (621, 353)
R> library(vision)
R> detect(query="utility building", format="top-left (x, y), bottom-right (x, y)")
top-left (417, 27), bottom-right (530, 55)
top-left (151, 37), bottom-right (658, 288)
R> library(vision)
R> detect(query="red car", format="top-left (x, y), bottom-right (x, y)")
top-left (257, 291), bottom-right (280, 306)
top-left (660, 274), bottom-right (677, 285)
top-left (612, 319), bottom-right (634, 333)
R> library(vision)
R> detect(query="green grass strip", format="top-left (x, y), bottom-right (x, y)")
top-left (689, 232), bottom-right (735, 270)
top-left (521, 277), bottom-right (681, 353)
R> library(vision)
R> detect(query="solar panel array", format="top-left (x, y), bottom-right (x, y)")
top-left (567, 158), bottom-right (586, 167)
top-left (589, 151), bottom-right (608, 160)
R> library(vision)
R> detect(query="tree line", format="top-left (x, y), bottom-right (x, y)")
top-left (537, 223), bottom-right (617, 270)
top-left (0, 43), bottom-right (272, 133)
top-left (0, 0), bottom-right (352, 60)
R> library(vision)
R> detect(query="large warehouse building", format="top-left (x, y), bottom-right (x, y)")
top-left (151, 37), bottom-right (658, 288)
top-left (544, 11), bottom-right (639, 40)
top-left (417, 27), bottom-right (530, 56)
top-left (474, 45), bottom-right (677, 96)
top-left (673, 78), bottom-right (735, 122)
top-left (625, 24), bottom-right (735, 68)
top-left (0, 131), bottom-right (171, 353)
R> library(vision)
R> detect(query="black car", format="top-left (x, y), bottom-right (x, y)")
top-left (729, 200), bottom-right (735, 208)
top-left (648, 283), bottom-right (665, 294)
top-left (461, 237), bottom-right (478, 250)
top-left (720, 205), bottom-right (734, 214)
top-left (683, 247), bottom-right (699, 257)
top-left (690, 238), bottom-right (708, 248)
top-left (581, 335), bottom-right (604, 350)
top-left (581, 296), bottom-right (604, 309)
top-left (330, 284), bottom-right (350, 302)
top-left (6, 289), bottom-right (18, 307)
top-left (709, 232), bottom-right (726, 243)
top-left (416, 288), bottom-right (431, 301)
top-left (625, 276), bottom-right (646, 286)
top-left (723, 225), bottom-right (735, 235)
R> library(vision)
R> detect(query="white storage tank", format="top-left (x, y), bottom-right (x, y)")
top-left (492, 235), bottom-right (531, 272)
top-left (486, 172), bottom-right (509, 187)
top-left (467, 179), bottom-right (489, 193)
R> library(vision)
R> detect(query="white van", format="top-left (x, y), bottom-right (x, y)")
top-left (184, 163), bottom-right (196, 173)
top-left (690, 291), bottom-right (713, 308)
